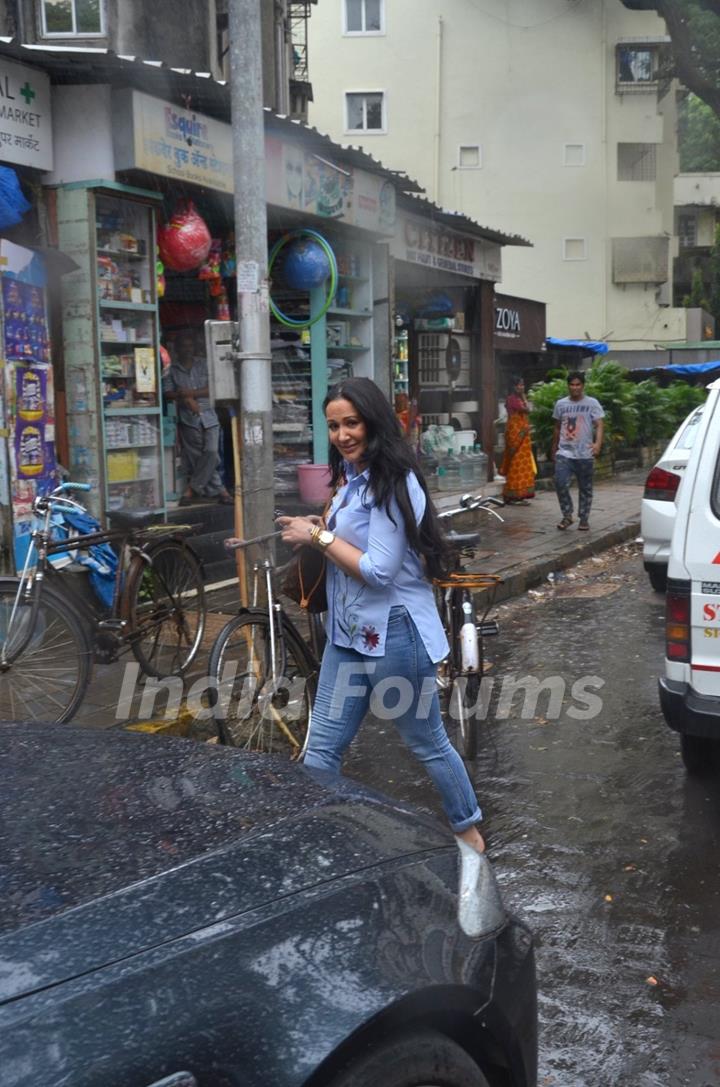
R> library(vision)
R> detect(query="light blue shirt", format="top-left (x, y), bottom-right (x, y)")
top-left (325, 464), bottom-right (450, 662)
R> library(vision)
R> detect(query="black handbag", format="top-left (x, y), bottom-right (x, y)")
top-left (281, 545), bottom-right (327, 613)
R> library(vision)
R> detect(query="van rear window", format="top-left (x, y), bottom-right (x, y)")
top-left (676, 411), bottom-right (703, 450)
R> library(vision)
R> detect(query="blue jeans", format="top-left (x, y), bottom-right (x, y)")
top-left (304, 606), bottom-right (483, 832)
top-left (554, 455), bottom-right (594, 523)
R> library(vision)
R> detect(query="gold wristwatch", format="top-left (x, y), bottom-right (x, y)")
top-left (311, 526), bottom-right (335, 551)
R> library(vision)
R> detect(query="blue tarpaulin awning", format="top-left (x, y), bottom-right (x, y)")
top-left (546, 337), bottom-right (609, 355)
top-left (662, 360), bottom-right (720, 375)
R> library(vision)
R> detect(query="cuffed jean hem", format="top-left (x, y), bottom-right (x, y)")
top-left (450, 810), bottom-right (484, 834)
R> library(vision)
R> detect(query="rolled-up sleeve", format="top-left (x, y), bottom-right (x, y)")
top-left (357, 474), bottom-right (426, 588)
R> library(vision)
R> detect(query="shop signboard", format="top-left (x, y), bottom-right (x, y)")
top-left (493, 292), bottom-right (546, 353)
top-left (0, 58), bottom-right (52, 170)
top-left (390, 210), bottom-right (502, 281)
top-left (112, 90), bottom-right (397, 235)
top-left (113, 89), bottom-right (233, 193)
top-left (265, 135), bottom-right (396, 236)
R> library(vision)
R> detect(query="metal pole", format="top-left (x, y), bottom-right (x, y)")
top-left (229, 0), bottom-right (275, 543)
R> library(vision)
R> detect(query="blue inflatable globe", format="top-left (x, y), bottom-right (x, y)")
top-left (279, 238), bottom-right (331, 290)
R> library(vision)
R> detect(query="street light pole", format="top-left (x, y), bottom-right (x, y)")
top-left (228, 0), bottom-right (274, 542)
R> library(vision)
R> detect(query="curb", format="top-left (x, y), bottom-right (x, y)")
top-left (474, 518), bottom-right (641, 607)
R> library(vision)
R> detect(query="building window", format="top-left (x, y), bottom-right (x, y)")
top-left (678, 214), bottom-right (698, 248)
top-left (41, 0), bottom-right (104, 36)
top-left (564, 143), bottom-right (586, 167)
top-left (344, 0), bottom-right (384, 34)
top-left (345, 92), bottom-right (385, 133)
top-left (458, 145), bottom-right (482, 169)
top-left (563, 238), bottom-right (587, 261)
top-left (617, 142), bottom-right (657, 181)
top-left (616, 44), bottom-right (658, 85)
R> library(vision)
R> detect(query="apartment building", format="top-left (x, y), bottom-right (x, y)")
top-left (0, 0), bottom-right (316, 118)
top-left (309, 0), bottom-right (691, 365)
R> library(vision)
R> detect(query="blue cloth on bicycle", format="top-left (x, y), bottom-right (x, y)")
top-left (53, 509), bottom-right (118, 609)
top-left (325, 463), bottom-right (449, 662)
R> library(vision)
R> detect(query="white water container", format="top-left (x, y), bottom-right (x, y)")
top-left (460, 600), bottom-right (479, 671)
top-left (452, 429), bottom-right (477, 454)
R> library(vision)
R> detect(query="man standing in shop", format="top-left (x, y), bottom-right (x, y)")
top-left (551, 371), bottom-right (605, 531)
top-left (163, 329), bottom-right (233, 505)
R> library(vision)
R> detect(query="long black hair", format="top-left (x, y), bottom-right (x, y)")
top-left (323, 377), bottom-right (449, 579)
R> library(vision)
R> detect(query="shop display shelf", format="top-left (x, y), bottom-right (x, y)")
top-left (326, 344), bottom-right (369, 352)
top-left (327, 308), bottom-right (372, 318)
top-left (96, 247), bottom-right (147, 261)
top-left (100, 339), bottom-right (154, 347)
top-left (108, 476), bottom-right (159, 485)
top-left (100, 300), bottom-right (156, 312)
top-left (105, 407), bottom-right (160, 416)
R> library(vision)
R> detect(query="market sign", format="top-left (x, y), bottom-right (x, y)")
top-left (113, 88), bottom-right (233, 192)
top-left (390, 211), bottom-right (502, 281)
top-left (0, 60), bottom-right (52, 171)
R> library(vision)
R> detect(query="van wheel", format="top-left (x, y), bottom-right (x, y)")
top-left (324, 1031), bottom-right (490, 1087)
top-left (680, 734), bottom-right (718, 775)
top-left (647, 565), bottom-right (667, 593)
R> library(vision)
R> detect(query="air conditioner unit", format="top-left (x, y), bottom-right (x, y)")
top-left (417, 332), bottom-right (471, 387)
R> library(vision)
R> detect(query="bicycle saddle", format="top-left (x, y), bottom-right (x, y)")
top-left (445, 530), bottom-right (482, 547)
top-left (106, 509), bottom-right (159, 530)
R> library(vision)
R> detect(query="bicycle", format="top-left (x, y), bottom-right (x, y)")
top-left (208, 528), bottom-right (319, 758)
top-left (0, 481), bottom-right (206, 724)
top-left (435, 493), bottom-right (504, 760)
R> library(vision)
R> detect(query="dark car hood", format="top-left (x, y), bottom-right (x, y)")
top-left (0, 724), bottom-right (451, 1002)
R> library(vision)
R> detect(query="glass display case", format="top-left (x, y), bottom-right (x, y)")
top-left (57, 183), bottom-right (164, 521)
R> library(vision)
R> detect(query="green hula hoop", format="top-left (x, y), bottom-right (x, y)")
top-left (268, 228), bottom-right (338, 329)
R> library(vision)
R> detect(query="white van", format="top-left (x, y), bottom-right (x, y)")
top-left (660, 378), bottom-right (720, 772)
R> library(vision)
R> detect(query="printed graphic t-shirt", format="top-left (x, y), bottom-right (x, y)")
top-left (553, 394), bottom-right (605, 459)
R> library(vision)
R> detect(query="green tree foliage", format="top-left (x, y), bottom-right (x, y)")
top-left (683, 266), bottom-right (710, 310)
top-left (679, 94), bottom-right (720, 170)
top-left (628, 2), bottom-right (720, 121)
top-left (709, 223), bottom-right (720, 322)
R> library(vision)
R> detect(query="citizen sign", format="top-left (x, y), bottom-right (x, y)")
top-left (404, 220), bottom-right (475, 263)
top-left (495, 306), bottom-right (521, 336)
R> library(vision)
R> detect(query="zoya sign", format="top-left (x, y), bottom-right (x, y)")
top-left (495, 306), bottom-right (521, 335)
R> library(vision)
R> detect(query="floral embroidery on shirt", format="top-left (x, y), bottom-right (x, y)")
top-left (361, 624), bottom-right (380, 651)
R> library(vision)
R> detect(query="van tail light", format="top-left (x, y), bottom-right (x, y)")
top-left (666, 579), bottom-right (691, 662)
top-left (644, 466), bottom-right (681, 502)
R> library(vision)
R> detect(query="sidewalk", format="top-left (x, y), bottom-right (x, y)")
top-left (434, 468), bottom-right (645, 604)
top-left (72, 469), bottom-right (644, 729)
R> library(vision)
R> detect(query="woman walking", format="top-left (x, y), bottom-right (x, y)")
top-left (277, 377), bottom-right (485, 855)
top-left (500, 376), bottom-right (536, 504)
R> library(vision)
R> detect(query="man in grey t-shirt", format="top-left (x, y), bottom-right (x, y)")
top-left (551, 371), bottom-right (605, 531)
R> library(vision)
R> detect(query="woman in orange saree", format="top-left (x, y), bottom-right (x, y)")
top-left (500, 377), bottom-right (536, 503)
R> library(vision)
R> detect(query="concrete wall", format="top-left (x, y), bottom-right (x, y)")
top-left (308, 0), bottom-right (688, 358)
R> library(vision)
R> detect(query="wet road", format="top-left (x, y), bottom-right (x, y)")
top-left (346, 545), bottom-right (720, 1087)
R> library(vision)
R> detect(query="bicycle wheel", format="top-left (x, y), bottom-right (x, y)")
top-left (0, 580), bottom-right (92, 723)
top-left (208, 613), bottom-right (316, 758)
top-left (124, 539), bottom-right (206, 678)
top-left (450, 670), bottom-right (481, 761)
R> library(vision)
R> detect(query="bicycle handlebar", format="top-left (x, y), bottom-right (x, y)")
top-left (225, 529), bottom-right (283, 551)
top-left (59, 481), bottom-right (91, 493)
top-left (438, 493), bottom-right (505, 522)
